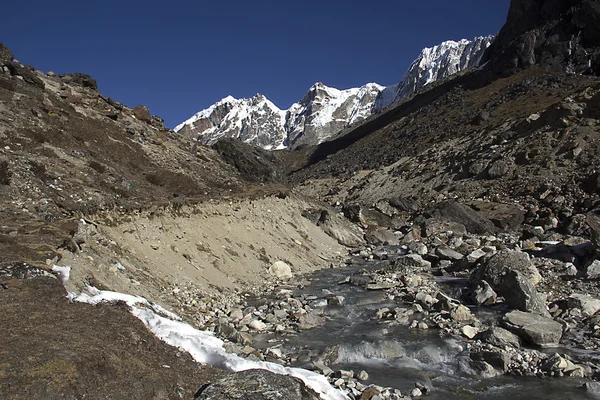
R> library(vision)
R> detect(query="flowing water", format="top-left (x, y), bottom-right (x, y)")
top-left (251, 250), bottom-right (595, 399)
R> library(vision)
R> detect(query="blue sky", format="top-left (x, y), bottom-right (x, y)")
top-left (2, 1), bottom-right (510, 128)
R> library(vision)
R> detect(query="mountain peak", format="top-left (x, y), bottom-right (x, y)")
top-left (175, 36), bottom-right (495, 149)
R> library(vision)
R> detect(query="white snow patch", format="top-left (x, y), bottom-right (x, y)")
top-left (51, 265), bottom-right (71, 285)
top-left (73, 287), bottom-right (348, 400)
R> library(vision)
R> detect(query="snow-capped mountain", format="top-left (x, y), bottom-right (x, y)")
top-left (174, 94), bottom-right (287, 150)
top-left (175, 82), bottom-right (383, 149)
top-left (175, 36), bottom-right (495, 150)
top-left (285, 82), bottom-right (383, 148)
top-left (374, 36), bottom-right (494, 110)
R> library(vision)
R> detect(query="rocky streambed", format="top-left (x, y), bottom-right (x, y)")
top-left (179, 217), bottom-right (600, 399)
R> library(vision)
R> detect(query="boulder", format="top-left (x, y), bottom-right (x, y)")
top-left (470, 347), bottom-right (512, 371)
top-left (498, 270), bottom-right (549, 316)
top-left (586, 259), bottom-right (600, 279)
top-left (469, 201), bottom-right (525, 232)
top-left (133, 105), bottom-right (152, 122)
top-left (568, 294), bottom-right (600, 317)
top-left (194, 369), bottom-right (320, 399)
top-left (451, 305), bottom-right (475, 322)
top-left (425, 201), bottom-right (496, 235)
top-left (435, 246), bottom-right (464, 261)
top-left (296, 311), bottom-right (326, 330)
top-left (480, 327), bottom-right (521, 348)
top-left (502, 310), bottom-right (563, 347)
top-left (473, 249), bottom-right (542, 288)
top-left (471, 280), bottom-right (498, 306)
top-left (394, 254), bottom-right (432, 270)
top-left (365, 228), bottom-right (400, 246)
top-left (269, 261), bottom-right (293, 280)
top-left (487, 159), bottom-right (513, 179)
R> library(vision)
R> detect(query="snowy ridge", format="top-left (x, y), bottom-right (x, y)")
top-left (374, 36), bottom-right (494, 110)
top-left (73, 286), bottom-right (349, 400)
top-left (175, 36), bottom-right (494, 149)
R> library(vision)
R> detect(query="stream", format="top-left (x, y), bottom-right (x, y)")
top-left (250, 249), bottom-right (595, 399)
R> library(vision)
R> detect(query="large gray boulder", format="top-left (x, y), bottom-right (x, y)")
top-left (424, 201), bottom-right (496, 235)
top-left (195, 369), bottom-right (320, 399)
top-left (474, 249), bottom-right (542, 287)
top-left (473, 250), bottom-right (547, 315)
top-left (502, 310), bottom-right (563, 347)
top-left (498, 270), bottom-right (550, 316)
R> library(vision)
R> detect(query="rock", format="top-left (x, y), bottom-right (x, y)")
top-left (58, 73), bottom-right (98, 90)
top-left (473, 249), bottom-right (542, 288)
top-left (394, 254), bottom-right (431, 270)
top-left (462, 325), bottom-right (479, 339)
top-left (229, 308), bottom-right (244, 321)
top-left (467, 248), bottom-right (487, 264)
top-left (421, 219), bottom-right (467, 237)
top-left (471, 280), bottom-right (497, 306)
top-left (360, 386), bottom-right (380, 400)
top-left (469, 201), bottom-right (525, 232)
top-left (498, 270), bottom-right (549, 316)
top-left (356, 370), bottom-right (369, 381)
top-left (269, 261), bottom-right (293, 280)
top-left (586, 259), bottom-right (600, 279)
top-left (471, 347), bottom-right (512, 371)
top-left (388, 197), bottom-right (416, 212)
top-left (133, 105), bottom-right (152, 123)
top-left (249, 319), bottom-right (267, 331)
top-left (487, 159), bottom-right (512, 179)
top-left (451, 305), bottom-right (475, 322)
top-left (366, 282), bottom-right (399, 290)
top-left (568, 294), bottom-right (600, 317)
top-left (411, 388), bottom-right (422, 397)
top-left (502, 310), bottom-right (563, 348)
top-left (314, 362), bottom-right (333, 376)
top-left (480, 327), bottom-right (521, 349)
top-left (365, 228), bottom-right (400, 246)
top-left (318, 210), bottom-right (365, 247)
top-left (581, 381), bottom-right (600, 396)
top-left (297, 311), bottom-right (325, 330)
top-left (194, 369), bottom-right (320, 399)
top-left (426, 201), bottom-right (496, 235)
top-left (435, 246), bottom-right (464, 261)
top-left (484, 0), bottom-right (600, 76)
top-left (408, 241), bottom-right (428, 256)
top-left (0, 43), bottom-right (14, 65)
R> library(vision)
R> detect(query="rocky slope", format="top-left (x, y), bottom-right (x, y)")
top-left (4, 0), bottom-right (600, 398)
top-left (175, 36), bottom-right (493, 150)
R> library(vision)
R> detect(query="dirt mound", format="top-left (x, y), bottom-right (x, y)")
top-left (0, 275), bottom-right (224, 399)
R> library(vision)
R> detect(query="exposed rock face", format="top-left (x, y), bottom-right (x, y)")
top-left (195, 369), bottom-right (320, 400)
top-left (484, 0), bottom-right (600, 75)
